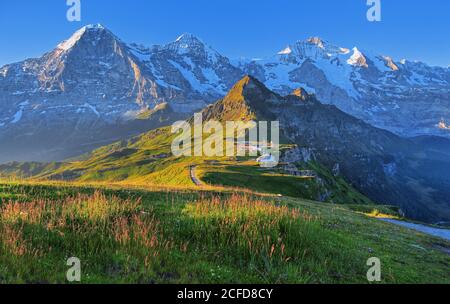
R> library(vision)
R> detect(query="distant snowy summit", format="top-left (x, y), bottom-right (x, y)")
top-left (0, 25), bottom-right (449, 162)
top-left (238, 36), bottom-right (450, 138)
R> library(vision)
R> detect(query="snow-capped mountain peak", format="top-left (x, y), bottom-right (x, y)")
top-left (240, 36), bottom-right (450, 138)
top-left (165, 33), bottom-right (210, 54)
top-left (174, 32), bottom-right (202, 44)
top-left (56, 24), bottom-right (112, 51)
top-left (85, 23), bottom-right (105, 30)
top-left (307, 37), bottom-right (325, 47)
top-left (277, 47), bottom-right (292, 55)
top-left (382, 56), bottom-right (399, 71)
top-left (126, 33), bottom-right (244, 112)
top-left (347, 47), bottom-right (368, 68)
top-left (57, 27), bottom-right (87, 51)
top-left (277, 37), bottom-right (350, 61)
top-left (0, 27), bottom-right (449, 165)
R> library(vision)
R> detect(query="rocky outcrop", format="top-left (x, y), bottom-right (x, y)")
top-left (281, 147), bottom-right (316, 163)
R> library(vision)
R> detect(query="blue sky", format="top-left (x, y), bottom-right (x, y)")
top-left (0, 0), bottom-right (449, 67)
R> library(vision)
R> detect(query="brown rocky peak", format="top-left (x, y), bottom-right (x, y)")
top-left (291, 88), bottom-right (309, 101)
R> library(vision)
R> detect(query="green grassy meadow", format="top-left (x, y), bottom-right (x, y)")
top-left (0, 126), bottom-right (449, 284)
top-left (0, 182), bottom-right (448, 284)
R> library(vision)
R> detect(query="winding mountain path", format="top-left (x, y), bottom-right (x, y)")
top-left (189, 165), bottom-right (202, 186)
top-left (379, 218), bottom-right (450, 241)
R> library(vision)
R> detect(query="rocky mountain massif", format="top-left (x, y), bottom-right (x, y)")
top-left (2, 76), bottom-right (449, 223)
top-left (1, 25), bottom-right (449, 163)
top-left (239, 37), bottom-right (450, 138)
top-left (0, 25), bottom-right (240, 162)
top-left (201, 76), bottom-right (450, 223)
top-left (0, 24), bottom-right (184, 162)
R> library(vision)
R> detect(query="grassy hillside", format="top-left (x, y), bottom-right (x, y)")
top-left (0, 124), bottom-right (373, 206)
top-left (0, 162), bottom-right (64, 179)
top-left (198, 160), bottom-right (372, 204)
top-left (0, 182), bottom-right (448, 284)
top-left (1, 76), bottom-right (447, 285)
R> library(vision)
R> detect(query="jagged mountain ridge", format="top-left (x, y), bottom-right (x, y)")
top-left (0, 25), bottom-right (245, 162)
top-left (128, 33), bottom-right (243, 112)
top-left (238, 37), bottom-right (450, 138)
top-left (1, 25), bottom-right (449, 163)
top-left (0, 25), bottom-right (187, 162)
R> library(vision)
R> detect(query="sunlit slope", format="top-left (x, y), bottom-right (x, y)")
top-left (0, 121), bottom-right (370, 204)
